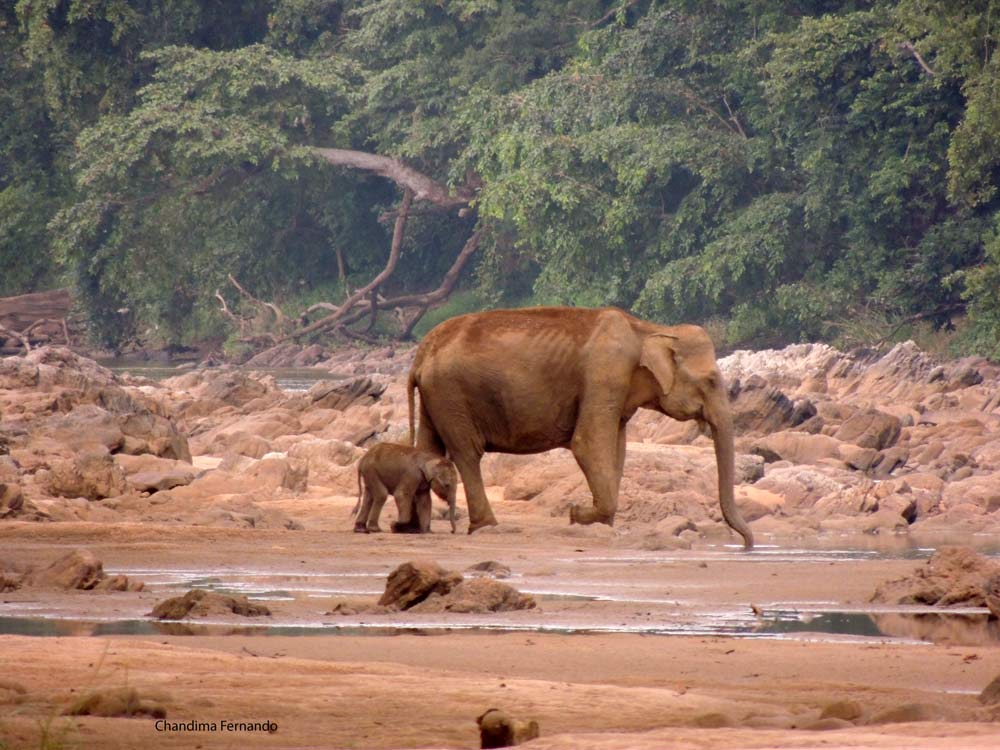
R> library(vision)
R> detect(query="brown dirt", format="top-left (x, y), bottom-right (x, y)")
top-left (1, 492), bottom-right (999, 749)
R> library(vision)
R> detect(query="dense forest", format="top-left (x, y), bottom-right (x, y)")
top-left (2, 0), bottom-right (999, 358)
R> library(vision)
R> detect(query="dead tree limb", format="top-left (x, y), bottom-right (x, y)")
top-left (311, 148), bottom-right (474, 207)
top-left (21, 318), bottom-right (71, 346)
top-left (278, 187), bottom-right (415, 343)
top-left (899, 41), bottom-right (937, 78)
top-left (215, 289), bottom-right (251, 337)
top-left (0, 324), bottom-right (31, 354)
top-left (335, 229), bottom-right (483, 337)
top-left (227, 274), bottom-right (289, 330)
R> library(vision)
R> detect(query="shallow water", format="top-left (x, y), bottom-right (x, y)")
top-left (3, 544), bottom-right (997, 645)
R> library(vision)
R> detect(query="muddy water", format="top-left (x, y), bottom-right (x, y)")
top-left (3, 545), bottom-right (997, 645)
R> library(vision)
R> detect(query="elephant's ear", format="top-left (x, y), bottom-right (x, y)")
top-left (420, 459), bottom-right (441, 482)
top-left (639, 333), bottom-right (677, 395)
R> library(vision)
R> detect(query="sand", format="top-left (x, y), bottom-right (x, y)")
top-left (1, 492), bottom-right (999, 749)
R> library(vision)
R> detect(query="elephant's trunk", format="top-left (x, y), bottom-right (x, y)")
top-left (709, 399), bottom-right (754, 550)
top-left (447, 487), bottom-right (457, 534)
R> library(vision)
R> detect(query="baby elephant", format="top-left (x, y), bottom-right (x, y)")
top-left (353, 443), bottom-right (458, 534)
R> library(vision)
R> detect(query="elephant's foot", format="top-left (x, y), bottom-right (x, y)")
top-left (467, 516), bottom-right (499, 534)
top-left (353, 523), bottom-right (371, 534)
top-left (390, 521), bottom-right (422, 534)
top-left (569, 504), bottom-right (615, 526)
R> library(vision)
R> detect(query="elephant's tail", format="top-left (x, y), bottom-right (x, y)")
top-left (406, 369), bottom-right (418, 447)
top-left (351, 463), bottom-right (362, 518)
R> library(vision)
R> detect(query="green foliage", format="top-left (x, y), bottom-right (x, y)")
top-left (3, 0), bottom-right (1000, 357)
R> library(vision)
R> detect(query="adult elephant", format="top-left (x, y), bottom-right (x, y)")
top-left (406, 306), bottom-right (753, 549)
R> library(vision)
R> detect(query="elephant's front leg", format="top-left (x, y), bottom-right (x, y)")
top-left (451, 452), bottom-right (497, 532)
top-left (414, 489), bottom-right (432, 533)
top-left (569, 418), bottom-right (626, 526)
top-left (389, 475), bottom-right (420, 533)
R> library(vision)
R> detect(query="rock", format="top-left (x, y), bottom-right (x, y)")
top-left (0, 481), bottom-right (24, 517)
top-left (378, 561), bottom-right (464, 610)
top-left (248, 455), bottom-right (309, 492)
top-left (64, 687), bottom-right (167, 719)
top-left (979, 675), bottom-right (1000, 705)
top-left (820, 699), bottom-right (864, 722)
top-left (219, 431), bottom-right (272, 459)
top-left (411, 578), bottom-right (536, 613)
top-left (736, 486), bottom-right (784, 520)
top-left (871, 546), bottom-right (1000, 607)
top-left (752, 431), bottom-right (843, 465)
top-left (871, 446), bottom-right (910, 478)
top-left (39, 405), bottom-right (124, 453)
top-left (45, 450), bottom-right (128, 500)
top-left (26, 550), bottom-right (103, 590)
top-left (728, 375), bottom-right (798, 434)
top-left (301, 376), bottom-right (387, 411)
top-left (868, 702), bottom-right (953, 724)
top-left (149, 588), bottom-right (271, 619)
top-left (984, 573), bottom-right (1000, 619)
top-left (838, 444), bottom-right (879, 472)
top-left (833, 409), bottom-right (901, 450)
top-left (116, 453), bottom-right (196, 493)
top-left (735, 453), bottom-right (765, 483)
top-left (195, 370), bottom-right (272, 407)
top-left (942, 475), bottom-right (1000, 514)
top-left (477, 708), bottom-right (539, 748)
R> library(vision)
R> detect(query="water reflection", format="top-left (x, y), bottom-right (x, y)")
top-left (2, 608), bottom-right (996, 645)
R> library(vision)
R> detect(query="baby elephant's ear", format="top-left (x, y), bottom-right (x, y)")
top-left (420, 459), bottom-right (441, 482)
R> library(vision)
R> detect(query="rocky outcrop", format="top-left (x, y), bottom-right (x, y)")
top-left (149, 588), bottom-right (271, 619)
top-left (21, 549), bottom-right (141, 591)
top-left (477, 708), bottom-right (540, 748)
top-left (871, 547), bottom-right (1000, 608)
top-left (378, 560), bottom-right (535, 613)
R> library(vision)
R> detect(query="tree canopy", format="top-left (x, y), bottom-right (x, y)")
top-left (3, 0), bottom-right (999, 357)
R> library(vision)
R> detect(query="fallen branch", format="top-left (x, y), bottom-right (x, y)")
top-left (20, 317), bottom-right (71, 346)
top-left (0, 324), bottom-right (31, 354)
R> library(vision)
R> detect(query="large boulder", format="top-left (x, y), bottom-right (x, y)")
top-left (149, 588), bottom-right (270, 619)
top-left (379, 560), bottom-right (464, 610)
top-left (833, 409), bottom-right (902, 450)
top-left (116, 453), bottom-right (196, 493)
top-left (42, 450), bottom-right (128, 500)
top-left (24, 549), bottom-right (140, 591)
top-left (871, 547), bottom-right (1000, 608)
top-left (410, 577), bottom-right (536, 614)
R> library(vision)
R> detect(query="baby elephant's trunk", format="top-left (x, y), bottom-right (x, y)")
top-left (447, 486), bottom-right (457, 533)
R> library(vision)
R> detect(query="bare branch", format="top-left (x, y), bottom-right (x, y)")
top-left (311, 148), bottom-right (474, 207)
top-left (279, 188), bottom-right (415, 343)
top-left (899, 41), bottom-right (937, 78)
top-left (589, 0), bottom-right (640, 28)
top-left (337, 228), bottom-right (483, 339)
top-left (227, 274), bottom-right (289, 329)
top-left (723, 95), bottom-right (748, 139)
top-left (0, 324), bottom-right (31, 354)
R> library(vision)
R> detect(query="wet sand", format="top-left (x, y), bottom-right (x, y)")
top-left (1, 493), bottom-right (999, 749)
